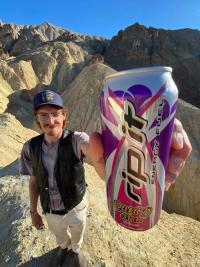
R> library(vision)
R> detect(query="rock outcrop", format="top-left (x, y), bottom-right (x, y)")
top-left (62, 62), bottom-right (116, 133)
top-left (0, 59), bottom-right (26, 90)
top-left (104, 23), bottom-right (200, 108)
top-left (0, 23), bottom-right (21, 53)
top-left (0, 113), bottom-right (36, 166)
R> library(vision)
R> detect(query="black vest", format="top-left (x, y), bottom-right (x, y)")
top-left (29, 129), bottom-right (86, 213)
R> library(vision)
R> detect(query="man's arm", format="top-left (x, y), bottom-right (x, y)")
top-left (29, 175), bottom-right (44, 230)
top-left (80, 133), bottom-right (105, 181)
top-left (20, 141), bottom-right (44, 229)
top-left (29, 175), bottom-right (39, 213)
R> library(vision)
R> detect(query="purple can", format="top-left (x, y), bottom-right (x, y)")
top-left (100, 66), bottom-right (178, 231)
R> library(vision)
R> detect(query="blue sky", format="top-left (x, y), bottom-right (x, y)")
top-left (1, 0), bottom-right (200, 38)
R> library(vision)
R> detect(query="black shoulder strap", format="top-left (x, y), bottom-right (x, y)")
top-left (60, 129), bottom-right (74, 142)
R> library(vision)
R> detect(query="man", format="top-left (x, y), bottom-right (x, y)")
top-left (21, 89), bottom-right (105, 266)
top-left (20, 89), bottom-right (191, 266)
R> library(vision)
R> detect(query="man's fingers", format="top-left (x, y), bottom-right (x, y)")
top-left (182, 128), bottom-right (192, 158)
top-left (166, 154), bottom-right (186, 175)
top-left (165, 119), bottom-right (192, 189)
top-left (171, 119), bottom-right (184, 149)
top-left (171, 129), bottom-right (192, 161)
top-left (166, 131), bottom-right (191, 177)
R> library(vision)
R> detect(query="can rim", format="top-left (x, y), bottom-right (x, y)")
top-left (105, 66), bottom-right (172, 80)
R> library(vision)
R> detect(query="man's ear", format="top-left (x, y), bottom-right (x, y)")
top-left (62, 110), bottom-right (68, 128)
top-left (63, 110), bottom-right (67, 119)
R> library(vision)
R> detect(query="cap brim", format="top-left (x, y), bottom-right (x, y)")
top-left (34, 102), bottom-right (64, 109)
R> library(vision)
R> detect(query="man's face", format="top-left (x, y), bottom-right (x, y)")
top-left (36, 105), bottom-right (66, 137)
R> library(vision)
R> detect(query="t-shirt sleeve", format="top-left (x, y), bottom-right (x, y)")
top-left (20, 139), bottom-right (34, 176)
top-left (72, 131), bottom-right (89, 160)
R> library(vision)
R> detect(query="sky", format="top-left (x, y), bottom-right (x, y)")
top-left (1, 0), bottom-right (200, 38)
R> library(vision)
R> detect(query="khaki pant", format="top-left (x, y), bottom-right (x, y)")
top-left (45, 198), bottom-right (87, 253)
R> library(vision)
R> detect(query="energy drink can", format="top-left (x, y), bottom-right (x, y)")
top-left (100, 66), bottom-right (178, 231)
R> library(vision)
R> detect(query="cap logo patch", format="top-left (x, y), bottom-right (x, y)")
top-left (42, 91), bottom-right (54, 101)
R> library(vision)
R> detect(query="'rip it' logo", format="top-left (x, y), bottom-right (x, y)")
top-left (120, 100), bottom-right (150, 204)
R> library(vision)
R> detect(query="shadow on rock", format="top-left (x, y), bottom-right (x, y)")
top-left (5, 90), bottom-right (34, 129)
top-left (19, 247), bottom-right (57, 267)
top-left (0, 158), bottom-right (20, 177)
top-left (20, 247), bottom-right (87, 267)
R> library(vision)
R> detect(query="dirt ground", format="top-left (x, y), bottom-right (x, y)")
top-left (0, 165), bottom-right (200, 267)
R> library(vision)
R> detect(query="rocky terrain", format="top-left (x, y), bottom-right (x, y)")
top-left (0, 21), bottom-right (200, 266)
top-left (0, 114), bottom-right (200, 267)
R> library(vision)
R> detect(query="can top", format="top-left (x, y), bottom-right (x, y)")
top-left (105, 66), bottom-right (172, 80)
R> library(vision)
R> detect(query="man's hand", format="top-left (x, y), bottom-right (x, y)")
top-left (88, 118), bottom-right (192, 190)
top-left (165, 118), bottom-right (192, 191)
top-left (31, 211), bottom-right (44, 230)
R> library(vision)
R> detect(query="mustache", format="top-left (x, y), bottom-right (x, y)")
top-left (43, 122), bottom-right (60, 127)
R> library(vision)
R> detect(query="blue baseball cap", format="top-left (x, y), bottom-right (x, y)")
top-left (33, 89), bottom-right (64, 109)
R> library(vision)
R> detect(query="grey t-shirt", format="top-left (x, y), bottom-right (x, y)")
top-left (20, 131), bottom-right (89, 210)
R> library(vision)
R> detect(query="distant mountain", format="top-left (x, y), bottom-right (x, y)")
top-left (0, 22), bottom-right (108, 57)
